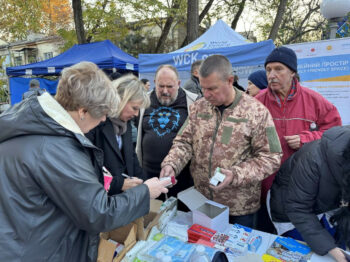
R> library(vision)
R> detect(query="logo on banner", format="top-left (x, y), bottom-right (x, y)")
top-left (185, 42), bottom-right (206, 52)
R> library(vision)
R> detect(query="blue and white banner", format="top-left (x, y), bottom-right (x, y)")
top-left (139, 40), bottom-right (275, 91)
top-left (287, 37), bottom-right (350, 125)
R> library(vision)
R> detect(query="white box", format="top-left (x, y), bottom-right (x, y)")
top-left (177, 186), bottom-right (229, 232)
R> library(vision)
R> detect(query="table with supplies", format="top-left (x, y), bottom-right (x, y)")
top-left (97, 191), bottom-right (343, 262)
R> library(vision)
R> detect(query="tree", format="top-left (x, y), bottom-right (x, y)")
top-left (186, 0), bottom-right (199, 45)
top-left (0, 0), bottom-right (72, 41)
top-left (42, 0), bottom-right (72, 34)
top-left (268, 0), bottom-right (288, 41)
top-left (0, 57), bottom-right (9, 104)
top-left (180, 0), bottom-right (215, 48)
top-left (154, 0), bottom-right (183, 53)
top-left (251, 0), bottom-right (325, 45)
top-left (72, 0), bottom-right (86, 44)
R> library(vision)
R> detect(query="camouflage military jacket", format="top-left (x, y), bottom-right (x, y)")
top-left (162, 90), bottom-right (282, 216)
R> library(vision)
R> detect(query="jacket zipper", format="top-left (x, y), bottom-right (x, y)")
top-left (208, 108), bottom-right (222, 199)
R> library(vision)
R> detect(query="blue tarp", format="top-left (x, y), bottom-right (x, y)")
top-left (6, 40), bottom-right (138, 76)
top-left (172, 19), bottom-right (248, 53)
top-left (139, 40), bottom-right (275, 73)
top-left (139, 20), bottom-right (274, 90)
top-left (9, 77), bottom-right (58, 104)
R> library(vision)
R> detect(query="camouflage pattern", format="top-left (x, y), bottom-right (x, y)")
top-left (162, 90), bottom-right (282, 216)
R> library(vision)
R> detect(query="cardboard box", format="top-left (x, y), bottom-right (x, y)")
top-left (177, 186), bottom-right (229, 232)
top-left (97, 223), bottom-right (137, 262)
top-left (133, 199), bottom-right (164, 240)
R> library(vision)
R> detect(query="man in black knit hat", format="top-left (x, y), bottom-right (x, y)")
top-left (255, 46), bottom-right (342, 233)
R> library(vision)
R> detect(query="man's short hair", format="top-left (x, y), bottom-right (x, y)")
top-left (199, 55), bottom-right (232, 81)
top-left (191, 60), bottom-right (203, 74)
top-left (155, 64), bottom-right (179, 79)
top-left (140, 78), bottom-right (149, 85)
top-left (29, 79), bottom-right (40, 88)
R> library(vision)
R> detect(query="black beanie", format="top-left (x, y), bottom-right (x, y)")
top-left (265, 46), bottom-right (297, 73)
top-left (248, 70), bottom-right (268, 90)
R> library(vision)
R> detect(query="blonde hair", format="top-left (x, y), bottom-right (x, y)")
top-left (112, 74), bottom-right (150, 117)
top-left (55, 62), bottom-right (119, 118)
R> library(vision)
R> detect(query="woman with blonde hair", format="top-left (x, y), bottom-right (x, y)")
top-left (0, 62), bottom-right (168, 261)
top-left (87, 74), bottom-right (151, 195)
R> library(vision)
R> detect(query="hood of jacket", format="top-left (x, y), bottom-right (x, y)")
top-left (320, 126), bottom-right (350, 186)
top-left (0, 92), bottom-right (84, 144)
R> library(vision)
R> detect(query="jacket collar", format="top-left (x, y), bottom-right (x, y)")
top-left (38, 92), bottom-right (83, 135)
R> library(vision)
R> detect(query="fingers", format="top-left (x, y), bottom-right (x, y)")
top-left (160, 165), bottom-right (174, 178)
top-left (161, 187), bottom-right (169, 194)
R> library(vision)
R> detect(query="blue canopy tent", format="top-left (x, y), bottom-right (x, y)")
top-left (173, 19), bottom-right (248, 53)
top-left (6, 40), bottom-right (138, 104)
top-left (139, 20), bottom-right (274, 90)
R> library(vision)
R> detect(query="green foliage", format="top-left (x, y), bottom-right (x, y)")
top-left (0, 0), bottom-right (72, 42)
top-left (57, 29), bottom-right (78, 52)
top-left (0, 57), bottom-right (9, 103)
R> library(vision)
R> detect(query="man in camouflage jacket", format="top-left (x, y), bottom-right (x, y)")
top-left (161, 55), bottom-right (282, 227)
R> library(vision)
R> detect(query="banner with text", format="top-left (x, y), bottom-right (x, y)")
top-left (287, 38), bottom-right (350, 125)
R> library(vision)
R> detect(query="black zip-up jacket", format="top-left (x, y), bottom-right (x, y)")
top-left (270, 126), bottom-right (350, 255)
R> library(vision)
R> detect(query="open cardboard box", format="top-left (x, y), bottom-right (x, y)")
top-left (133, 199), bottom-right (164, 240)
top-left (178, 186), bottom-right (229, 232)
top-left (97, 223), bottom-right (137, 262)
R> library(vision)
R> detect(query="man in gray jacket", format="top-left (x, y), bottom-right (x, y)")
top-left (182, 60), bottom-right (203, 97)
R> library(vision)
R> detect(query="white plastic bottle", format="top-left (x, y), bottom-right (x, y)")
top-left (190, 245), bottom-right (211, 262)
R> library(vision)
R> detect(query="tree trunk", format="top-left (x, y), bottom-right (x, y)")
top-left (180, 0), bottom-right (214, 48)
top-left (186, 0), bottom-right (199, 45)
top-left (72, 0), bottom-right (86, 44)
top-left (231, 0), bottom-right (246, 30)
top-left (155, 0), bottom-right (181, 53)
top-left (268, 0), bottom-right (288, 41)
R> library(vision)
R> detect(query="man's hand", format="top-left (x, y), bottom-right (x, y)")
top-left (284, 135), bottom-right (301, 150)
top-left (160, 165), bottom-right (175, 178)
top-left (328, 247), bottom-right (348, 262)
top-left (121, 177), bottom-right (143, 191)
top-left (210, 168), bottom-right (234, 191)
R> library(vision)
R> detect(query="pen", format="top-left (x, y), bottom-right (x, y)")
top-left (121, 173), bottom-right (133, 179)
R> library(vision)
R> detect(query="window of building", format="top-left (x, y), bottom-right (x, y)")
top-left (14, 56), bottom-right (22, 66)
top-left (44, 52), bottom-right (53, 60)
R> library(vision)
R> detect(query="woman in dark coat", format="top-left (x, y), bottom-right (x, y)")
top-left (87, 74), bottom-right (150, 195)
top-left (0, 62), bottom-right (168, 262)
top-left (270, 126), bottom-right (350, 262)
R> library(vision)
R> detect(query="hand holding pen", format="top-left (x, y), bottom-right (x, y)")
top-left (121, 173), bottom-right (143, 191)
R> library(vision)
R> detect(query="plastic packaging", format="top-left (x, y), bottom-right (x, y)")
top-left (248, 235), bottom-right (262, 252)
top-left (190, 245), bottom-right (211, 262)
top-left (162, 255), bottom-right (172, 262)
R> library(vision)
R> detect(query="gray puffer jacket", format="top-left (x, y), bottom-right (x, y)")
top-left (0, 93), bottom-right (150, 262)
